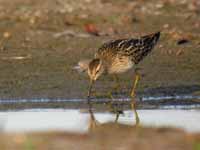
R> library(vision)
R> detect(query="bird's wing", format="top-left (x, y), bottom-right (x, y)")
top-left (117, 32), bottom-right (160, 64)
top-left (97, 32), bottom-right (160, 64)
top-left (96, 39), bottom-right (126, 57)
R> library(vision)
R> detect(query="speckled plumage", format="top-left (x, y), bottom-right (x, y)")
top-left (95, 32), bottom-right (160, 74)
top-left (81, 32), bottom-right (161, 125)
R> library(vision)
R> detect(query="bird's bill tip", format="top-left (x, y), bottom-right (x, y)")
top-left (72, 65), bottom-right (86, 73)
top-left (73, 65), bottom-right (81, 70)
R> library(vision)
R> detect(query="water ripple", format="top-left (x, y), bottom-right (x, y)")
top-left (0, 95), bottom-right (199, 104)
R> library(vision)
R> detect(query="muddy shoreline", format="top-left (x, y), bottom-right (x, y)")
top-left (0, 0), bottom-right (200, 101)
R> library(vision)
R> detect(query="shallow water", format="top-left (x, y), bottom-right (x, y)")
top-left (0, 95), bottom-right (200, 110)
top-left (0, 95), bottom-right (199, 133)
top-left (1, 95), bottom-right (200, 104)
top-left (0, 108), bottom-right (200, 133)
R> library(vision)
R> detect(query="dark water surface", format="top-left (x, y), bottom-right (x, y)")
top-left (0, 95), bottom-right (200, 111)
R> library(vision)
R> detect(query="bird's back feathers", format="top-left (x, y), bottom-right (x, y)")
top-left (97, 32), bottom-right (160, 64)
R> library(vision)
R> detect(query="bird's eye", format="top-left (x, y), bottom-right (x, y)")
top-left (96, 70), bottom-right (100, 73)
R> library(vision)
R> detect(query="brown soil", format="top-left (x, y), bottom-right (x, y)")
top-left (0, 0), bottom-right (200, 100)
top-left (0, 123), bottom-right (200, 150)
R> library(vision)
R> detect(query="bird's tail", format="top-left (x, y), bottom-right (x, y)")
top-left (132, 31), bottom-right (160, 64)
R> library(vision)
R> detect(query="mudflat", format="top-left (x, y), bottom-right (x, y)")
top-left (0, 0), bottom-right (200, 100)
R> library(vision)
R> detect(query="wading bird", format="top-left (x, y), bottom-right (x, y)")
top-left (75, 32), bottom-right (160, 126)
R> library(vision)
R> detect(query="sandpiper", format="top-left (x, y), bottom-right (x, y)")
top-left (76, 32), bottom-right (160, 126)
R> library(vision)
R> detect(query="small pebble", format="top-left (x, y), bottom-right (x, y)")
top-left (3, 32), bottom-right (11, 39)
top-left (177, 39), bottom-right (190, 45)
top-left (163, 24), bottom-right (169, 29)
top-left (29, 17), bottom-right (36, 24)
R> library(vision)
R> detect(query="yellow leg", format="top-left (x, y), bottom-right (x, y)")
top-left (106, 91), bottom-right (114, 113)
top-left (113, 74), bottom-right (129, 94)
top-left (131, 100), bottom-right (140, 125)
top-left (130, 74), bottom-right (140, 125)
top-left (131, 74), bottom-right (140, 98)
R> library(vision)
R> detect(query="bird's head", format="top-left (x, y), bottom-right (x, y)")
top-left (88, 58), bottom-right (104, 81)
top-left (74, 58), bottom-right (104, 102)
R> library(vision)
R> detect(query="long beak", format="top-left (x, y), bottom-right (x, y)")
top-left (87, 79), bottom-right (94, 105)
top-left (87, 79), bottom-right (95, 120)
